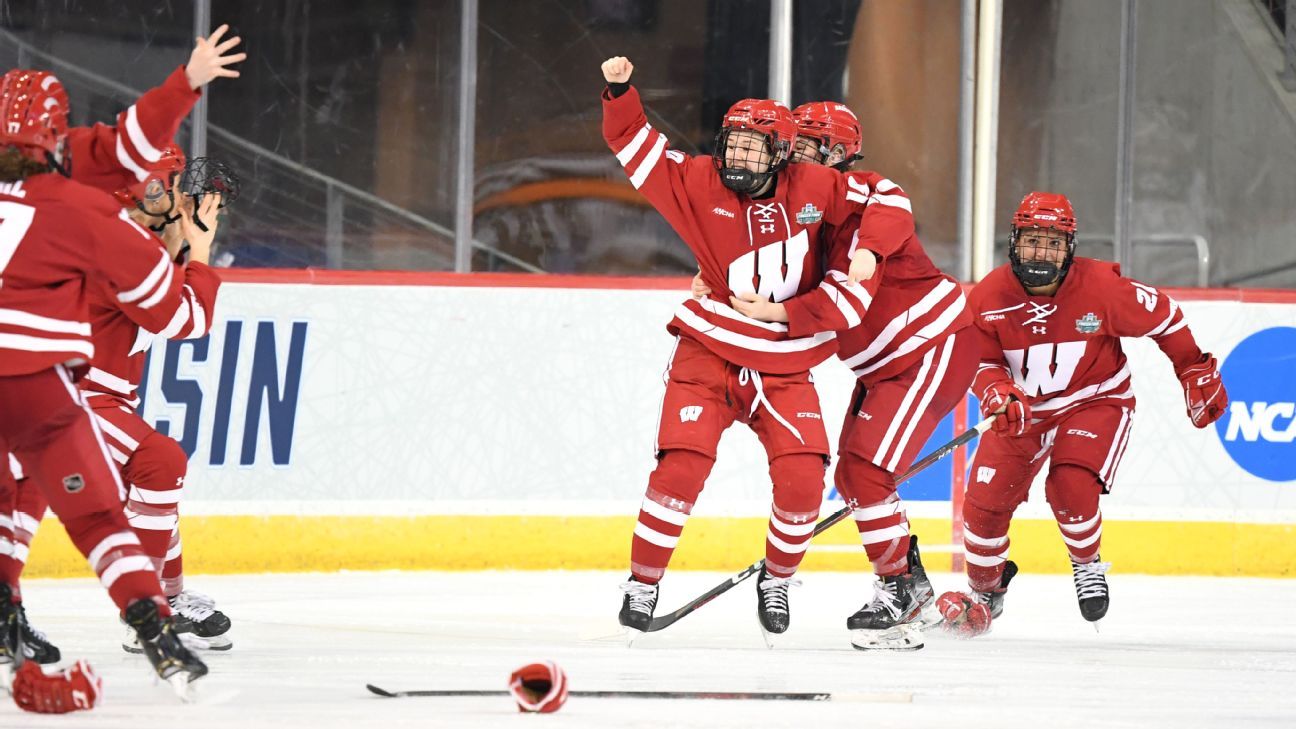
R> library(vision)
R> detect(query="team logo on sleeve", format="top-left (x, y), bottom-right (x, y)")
top-left (1075, 312), bottom-right (1102, 334)
top-left (679, 406), bottom-right (704, 423)
top-left (62, 473), bottom-right (85, 493)
top-left (795, 203), bottom-right (823, 225)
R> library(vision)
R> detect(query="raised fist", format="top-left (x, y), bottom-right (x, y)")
top-left (601, 56), bottom-right (634, 84)
top-left (12, 660), bottom-right (102, 714)
top-left (935, 592), bottom-right (991, 638)
top-left (1177, 353), bottom-right (1227, 428)
top-left (980, 380), bottom-right (1030, 436)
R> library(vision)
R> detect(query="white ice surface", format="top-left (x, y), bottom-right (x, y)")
top-left (5, 570), bottom-right (1296, 728)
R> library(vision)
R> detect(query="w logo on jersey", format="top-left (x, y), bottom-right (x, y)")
top-left (1003, 341), bottom-right (1087, 396)
top-left (727, 229), bottom-right (810, 303)
top-left (679, 406), bottom-right (703, 423)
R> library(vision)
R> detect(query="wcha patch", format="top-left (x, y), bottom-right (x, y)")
top-left (63, 473), bottom-right (85, 493)
top-left (795, 203), bottom-right (823, 225)
top-left (1075, 312), bottom-right (1102, 334)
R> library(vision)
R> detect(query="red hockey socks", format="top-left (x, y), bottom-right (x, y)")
top-left (837, 454), bottom-right (910, 576)
top-left (763, 453), bottom-right (824, 577)
top-left (629, 449), bottom-right (713, 584)
top-left (1046, 464), bottom-right (1103, 564)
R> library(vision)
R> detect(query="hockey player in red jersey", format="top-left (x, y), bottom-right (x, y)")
top-left (0, 25), bottom-right (244, 661)
top-left (93, 149), bottom-right (236, 654)
top-left (0, 70), bottom-right (207, 693)
top-left (700, 100), bottom-right (976, 650)
top-left (602, 57), bottom-right (901, 639)
top-left (936, 192), bottom-right (1227, 634)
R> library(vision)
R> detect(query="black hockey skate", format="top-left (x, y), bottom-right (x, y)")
top-left (847, 573), bottom-right (926, 651)
top-left (1071, 557), bottom-right (1110, 623)
top-left (618, 577), bottom-right (659, 634)
top-left (170, 590), bottom-right (233, 650)
top-left (16, 603), bottom-right (60, 664)
top-left (907, 536), bottom-right (941, 628)
top-left (973, 559), bottom-right (1019, 619)
top-left (124, 598), bottom-right (209, 700)
top-left (0, 583), bottom-right (20, 686)
top-left (755, 567), bottom-right (799, 641)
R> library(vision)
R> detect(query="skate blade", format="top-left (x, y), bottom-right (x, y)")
top-left (622, 626), bottom-right (646, 648)
top-left (760, 627), bottom-right (784, 650)
top-left (180, 633), bottom-right (233, 652)
top-left (0, 660), bottom-right (13, 693)
top-left (1090, 619), bottom-right (1102, 634)
top-left (850, 624), bottom-right (925, 652)
top-left (916, 605), bottom-right (944, 630)
top-left (166, 672), bottom-right (200, 703)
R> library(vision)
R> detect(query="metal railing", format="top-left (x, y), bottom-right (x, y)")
top-left (0, 28), bottom-right (542, 273)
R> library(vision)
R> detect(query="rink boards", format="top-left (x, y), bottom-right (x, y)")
top-left (24, 272), bottom-right (1296, 578)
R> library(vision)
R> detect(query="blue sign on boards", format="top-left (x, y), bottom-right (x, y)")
top-left (1215, 326), bottom-right (1296, 482)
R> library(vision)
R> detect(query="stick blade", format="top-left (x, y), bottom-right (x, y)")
top-left (366, 684), bottom-right (399, 698)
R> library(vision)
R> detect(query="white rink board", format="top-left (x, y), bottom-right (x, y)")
top-left (137, 281), bottom-right (1296, 520)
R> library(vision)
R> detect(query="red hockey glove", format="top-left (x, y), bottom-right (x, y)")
top-left (1177, 354), bottom-right (1227, 428)
top-left (509, 661), bottom-right (568, 713)
top-left (12, 660), bottom-right (102, 714)
top-left (980, 380), bottom-right (1031, 436)
top-left (936, 591), bottom-right (992, 638)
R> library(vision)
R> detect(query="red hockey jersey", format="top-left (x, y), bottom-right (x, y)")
top-left (604, 85), bottom-right (896, 374)
top-left (781, 185), bottom-right (971, 385)
top-left (68, 66), bottom-right (200, 194)
top-left (60, 66), bottom-right (218, 407)
top-left (0, 175), bottom-right (205, 377)
top-left (969, 257), bottom-right (1205, 428)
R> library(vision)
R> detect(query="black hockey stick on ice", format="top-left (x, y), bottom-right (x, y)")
top-left (366, 684), bottom-right (912, 702)
top-left (642, 415), bottom-right (995, 633)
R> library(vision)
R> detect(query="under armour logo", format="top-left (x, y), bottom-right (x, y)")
top-left (1023, 301), bottom-right (1057, 326)
top-left (679, 405), bottom-right (703, 423)
top-left (176, 476), bottom-right (185, 486)
top-left (760, 223), bottom-right (775, 234)
top-left (787, 513), bottom-right (812, 524)
top-left (976, 466), bottom-right (996, 484)
top-left (1032, 325), bottom-right (1047, 334)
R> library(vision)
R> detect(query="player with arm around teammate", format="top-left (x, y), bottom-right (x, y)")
top-left (0, 71), bottom-right (207, 698)
top-left (708, 100), bottom-right (977, 650)
top-left (602, 57), bottom-right (889, 642)
top-left (935, 192), bottom-right (1227, 637)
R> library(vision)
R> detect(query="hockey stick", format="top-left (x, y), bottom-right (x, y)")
top-left (366, 684), bottom-right (912, 702)
top-left (642, 415), bottom-right (995, 633)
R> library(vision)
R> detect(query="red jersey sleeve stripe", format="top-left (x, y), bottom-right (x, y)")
top-left (628, 133), bottom-right (668, 190)
top-left (615, 123), bottom-right (653, 165)
top-left (0, 308), bottom-right (91, 336)
top-left (116, 251), bottom-right (171, 304)
top-left (137, 261), bottom-right (176, 311)
top-left (123, 105), bottom-right (164, 163)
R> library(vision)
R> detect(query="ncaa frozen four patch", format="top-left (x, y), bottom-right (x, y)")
top-left (795, 203), bottom-right (823, 225)
top-left (1075, 312), bottom-right (1102, 334)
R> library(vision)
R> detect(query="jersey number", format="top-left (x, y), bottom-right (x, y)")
top-left (727, 229), bottom-right (809, 303)
top-left (1003, 341), bottom-right (1087, 397)
top-left (0, 200), bottom-right (36, 277)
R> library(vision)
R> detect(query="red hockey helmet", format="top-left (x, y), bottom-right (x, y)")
top-left (1009, 191), bottom-right (1078, 288)
top-left (114, 142), bottom-right (186, 223)
top-left (712, 98), bottom-right (795, 194)
top-left (508, 661), bottom-right (569, 714)
top-left (791, 101), bottom-right (862, 169)
top-left (0, 70), bottom-right (70, 166)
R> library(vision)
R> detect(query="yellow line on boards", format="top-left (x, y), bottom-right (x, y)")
top-left (21, 515), bottom-right (1296, 579)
